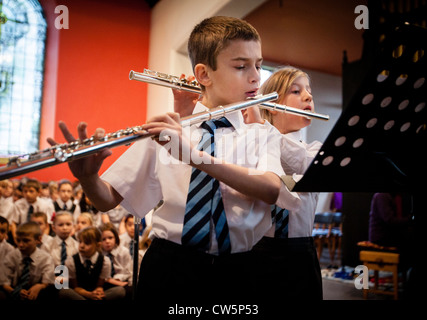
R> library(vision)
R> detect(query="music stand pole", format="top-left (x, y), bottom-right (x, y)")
top-left (132, 216), bottom-right (140, 300)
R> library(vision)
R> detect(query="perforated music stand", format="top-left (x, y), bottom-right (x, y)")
top-left (292, 23), bottom-right (427, 192)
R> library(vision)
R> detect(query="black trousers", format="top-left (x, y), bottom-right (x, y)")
top-left (136, 238), bottom-right (258, 305)
top-left (251, 236), bottom-right (323, 300)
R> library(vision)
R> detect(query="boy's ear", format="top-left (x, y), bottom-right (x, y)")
top-left (194, 63), bottom-right (212, 88)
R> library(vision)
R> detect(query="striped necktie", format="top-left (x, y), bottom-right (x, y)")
top-left (27, 205), bottom-right (34, 222)
top-left (12, 256), bottom-right (32, 298)
top-left (61, 240), bottom-right (67, 265)
top-left (107, 253), bottom-right (116, 277)
top-left (182, 117), bottom-right (232, 255)
top-left (272, 205), bottom-right (289, 238)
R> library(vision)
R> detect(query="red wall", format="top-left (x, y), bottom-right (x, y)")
top-left (21, 0), bottom-right (151, 183)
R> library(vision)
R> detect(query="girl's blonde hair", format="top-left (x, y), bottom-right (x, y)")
top-left (259, 66), bottom-right (309, 126)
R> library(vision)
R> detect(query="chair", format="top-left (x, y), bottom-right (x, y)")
top-left (357, 241), bottom-right (400, 300)
top-left (312, 212), bottom-right (334, 261)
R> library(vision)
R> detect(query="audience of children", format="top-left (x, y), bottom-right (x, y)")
top-left (0, 177), bottom-right (143, 300)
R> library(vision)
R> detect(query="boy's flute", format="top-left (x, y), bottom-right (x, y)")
top-left (0, 92), bottom-right (278, 180)
top-left (130, 69), bottom-right (330, 121)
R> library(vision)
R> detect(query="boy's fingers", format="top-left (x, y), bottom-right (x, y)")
top-left (58, 121), bottom-right (78, 143)
top-left (77, 122), bottom-right (89, 142)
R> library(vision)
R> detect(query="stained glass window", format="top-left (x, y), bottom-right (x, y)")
top-left (0, 0), bottom-right (46, 156)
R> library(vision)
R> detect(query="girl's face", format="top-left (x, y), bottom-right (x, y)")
top-left (275, 75), bottom-right (314, 134)
top-left (58, 183), bottom-right (73, 202)
top-left (76, 216), bottom-right (90, 231)
top-left (101, 230), bottom-right (116, 252)
top-left (78, 240), bottom-right (98, 258)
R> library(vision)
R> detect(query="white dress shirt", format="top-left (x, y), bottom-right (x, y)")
top-left (265, 130), bottom-right (322, 238)
top-left (103, 245), bottom-right (132, 282)
top-left (0, 247), bottom-right (55, 287)
top-left (102, 102), bottom-right (300, 254)
top-left (11, 197), bottom-right (55, 225)
top-left (41, 235), bottom-right (79, 267)
top-left (0, 196), bottom-right (14, 224)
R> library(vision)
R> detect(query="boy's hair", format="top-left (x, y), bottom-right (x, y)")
top-left (23, 179), bottom-right (41, 192)
top-left (58, 179), bottom-right (72, 190)
top-left (16, 221), bottom-right (42, 240)
top-left (259, 66), bottom-right (310, 125)
top-left (188, 16), bottom-right (260, 88)
top-left (52, 211), bottom-right (74, 225)
top-left (77, 226), bottom-right (102, 249)
top-left (0, 216), bottom-right (9, 229)
top-left (99, 222), bottom-right (120, 246)
top-left (31, 211), bottom-right (48, 224)
top-left (124, 214), bottom-right (134, 224)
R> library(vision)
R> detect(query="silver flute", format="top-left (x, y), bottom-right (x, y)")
top-left (130, 69), bottom-right (330, 121)
top-left (0, 92), bottom-right (278, 180)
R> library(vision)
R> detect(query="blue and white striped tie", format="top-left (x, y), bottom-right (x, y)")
top-left (272, 205), bottom-right (289, 238)
top-left (12, 256), bottom-right (32, 298)
top-left (182, 117), bottom-right (232, 254)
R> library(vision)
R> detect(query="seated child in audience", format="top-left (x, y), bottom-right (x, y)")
top-left (10, 179), bottom-right (55, 243)
top-left (75, 212), bottom-right (94, 235)
top-left (30, 212), bottom-right (52, 247)
top-left (100, 223), bottom-right (132, 297)
top-left (59, 226), bottom-right (125, 300)
top-left (42, 211), bottom-right (78, 267)
top-left (0, 222), bottom-right (55, 300)
top-left (119, 214), bottom-right (140, 258)
top-left (0, 216), bottom-right (14, 262)
top-left (39, 182), bottom-right (51, 202)
top-left (53, 180), bottom-right (81, 222)
top-left (0, 179), bottom-right (14, 224)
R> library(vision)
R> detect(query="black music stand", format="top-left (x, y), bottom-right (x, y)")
top-left (292, 23), bottom-right (427, 193)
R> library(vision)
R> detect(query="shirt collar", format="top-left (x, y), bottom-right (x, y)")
top-left (192, 101), bottom-right (245, 135)
top-left (55, 235), bottom-right (69, 246)
top-left (79, 251), bottom-right (99, 265)
top-left (284, 130), bottom-right (303, 142)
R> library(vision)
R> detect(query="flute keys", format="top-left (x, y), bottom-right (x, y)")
top-left (54, 148), bottom-right (68, 162)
